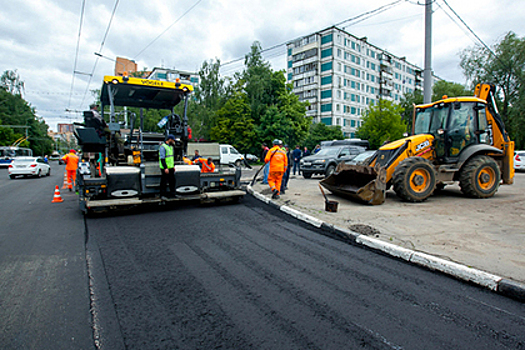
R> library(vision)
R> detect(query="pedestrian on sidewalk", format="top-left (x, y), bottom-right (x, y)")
top-left (265, 139), bottom-right (288, 199)
top-left (280, 145), bottom-right (291, 194)
top-left (261, 143), bottom-right (270, 184)
top-left (292, 145), bottom-right (302, 175)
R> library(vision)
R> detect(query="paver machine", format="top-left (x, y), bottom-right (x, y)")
top-left (73, 75), bottom-right (244, 213)
top-left (320, 83), bottom-right (514, 205)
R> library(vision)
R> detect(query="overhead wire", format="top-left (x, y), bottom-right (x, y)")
top-left (133, 0), bottom-right (204, 59)
top-left (77, 0), bottom-right (120, 110)
top-left (67, 0), bottom-right (86, 109)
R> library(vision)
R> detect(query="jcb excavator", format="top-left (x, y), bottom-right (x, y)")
top-left (320, 83), bottom-right (514, 205)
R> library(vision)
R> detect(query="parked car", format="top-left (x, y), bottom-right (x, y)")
top-left (220, 144), bottom-right (244, 167)
top-left (8, 157), bottom-right (51, 179)
top-left (300, 145), bottom-right (366, 178)
top-left (346, 150), bottom-right (377, 165)
top-left (515, 151), bottom-right (525, 171)
top-left (245, 154), bottom-right (259, 163)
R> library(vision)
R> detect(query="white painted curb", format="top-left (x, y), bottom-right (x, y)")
top-left (280, 205), bottom-right (323, 228)
top-left (410, 251), bottom-right (502, 290)
top-left (356, 235), bottom-right (414, 262)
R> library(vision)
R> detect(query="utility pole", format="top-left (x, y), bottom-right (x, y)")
top-left (423, 0), bottom-right (433, 104)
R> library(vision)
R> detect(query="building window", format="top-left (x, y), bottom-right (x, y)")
top-left (321, 62), bottom-right (333, 72)
top-left (321, 90), bottom-right (332, 99)
top-left (288, 73), bottom-right (292, 81)
top-left (321, 33), bottom-right (333, 44)
top-left (351, 119), bottom-right (356, 127)
top-left (321, 48), bottom-right (333, 58)
top-left (288, 60), bottom-right (292, 68)
top-left (351, 107), bottom-right (357, 114)
top-left (321, 103), bottom-right (332, 112)
top-left (321, 117), bottom-right (332, 126)
top-left (321, 75), bottom-right (332, 85)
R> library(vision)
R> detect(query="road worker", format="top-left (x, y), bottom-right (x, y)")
top-left (265, 139), bottom-right (288, 199)
top-left (62, 149), bottom-right (79, 191)
top-left (194, 157), bottom-right (215, 173)
top-left (159, 134), bottom-right (176, 199)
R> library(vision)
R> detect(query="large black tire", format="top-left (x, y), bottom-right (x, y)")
top-left (303, 172), bottom-right (313, 179)
top-left (393, 157), bottom-right (436, 202)
top-left (325, 164), bottom-right (336, 177)
top-left (459, 155), bottom-right (501, 198)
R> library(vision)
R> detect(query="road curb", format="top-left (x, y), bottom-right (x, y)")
top-left (246, 185), bottom-right (525, 302)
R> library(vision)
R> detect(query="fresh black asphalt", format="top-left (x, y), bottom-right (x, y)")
top-left (1, 164), bottom-right (525, 349)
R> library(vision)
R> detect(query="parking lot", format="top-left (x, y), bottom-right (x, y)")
top-left (250, 170), bottom-right (525, 283)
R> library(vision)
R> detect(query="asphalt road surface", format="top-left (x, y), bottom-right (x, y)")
top-left (86, 194), bottom-right (525, 349)
top-left (1, 164), bottom-right (524, 349)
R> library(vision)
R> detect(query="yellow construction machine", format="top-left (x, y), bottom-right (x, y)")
top-left (320, 83), bottom-right (514, 205)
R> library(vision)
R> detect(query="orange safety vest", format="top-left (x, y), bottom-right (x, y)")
top-left (183, 157), bottom-right (193, 165)
top-left (265, 146), bottom-right (288, 172)
top-left (62, 152), bottom-right (79, 171)
top-left (195, 158), bottom-right (215, 173)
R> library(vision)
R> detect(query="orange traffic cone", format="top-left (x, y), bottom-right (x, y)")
top-left (61, 171), bottom-right (68, 189)
top-left (52, 185), bottom-right (64, 203)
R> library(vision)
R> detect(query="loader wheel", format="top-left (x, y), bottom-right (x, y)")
top-left (459, 155), bottom-right (500, 198)
top-left (393, 157), bottom-right (436, 202)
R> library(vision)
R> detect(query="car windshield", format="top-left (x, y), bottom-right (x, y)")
top-left (353, 151), bottom-right (375, 162)
top-left (315, 147), bottom-right (340, 156)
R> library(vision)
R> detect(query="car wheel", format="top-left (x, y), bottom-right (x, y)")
top-left (325, 164), bottom-right (336, 177)
top-left (37, 169), bottom-right (42, 177)
top-left (303, 172), bottom-right (312, 179)
top-left (46, 168), bottom-right (51, 176)
top-left (234, 159), bottom-right (242, 167)
top-left (9, 175), bottom-right (15, 179)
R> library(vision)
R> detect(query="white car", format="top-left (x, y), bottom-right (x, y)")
top-left (515, 151), bottom-right (525, 171)
top-left (8, 157), bottom-right (51, 179)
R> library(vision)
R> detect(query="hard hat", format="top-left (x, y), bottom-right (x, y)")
top-left (70, 149), bottom-right (76, 153)
top-left (167, 134), bottom-right (176, 141)
top-left (273, 139), bottom-right (280, 145)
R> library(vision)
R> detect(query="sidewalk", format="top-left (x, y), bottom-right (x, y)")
top-left (247, 172), bottom-right (525, 299)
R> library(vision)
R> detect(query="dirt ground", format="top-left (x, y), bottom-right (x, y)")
top-left (250, 171), bottom-right (525, 283)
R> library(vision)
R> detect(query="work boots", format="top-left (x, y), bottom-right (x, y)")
top-left (271, 189), bottom-right (280, 199)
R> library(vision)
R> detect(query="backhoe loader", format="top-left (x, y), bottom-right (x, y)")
top-left (320, 83), bottom-right (514, 205)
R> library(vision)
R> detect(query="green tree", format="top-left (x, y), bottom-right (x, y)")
top-left (460, 31), bottom-right (525, 148)
top-left (210, 92), bottom-right (255, 153)
top-left (1, 70), bottom-right (25, 96)
top-left (399, 89), bottom-right (423, 133)
top-left (303, 122), bottom-right (344, 150)
top-left (431, 80), bottom-right (471, 101)
top-left (356, 99), bottom-right (406, 149)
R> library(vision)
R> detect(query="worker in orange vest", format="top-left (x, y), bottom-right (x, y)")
top-left (265, 139), bottom-right (288, 199)
top-left (194, 157), bottom-right (215, 173)
top-left (182, 156), bottom-right (193, 165)
top-left (62, 149), bottom-right (79, 191)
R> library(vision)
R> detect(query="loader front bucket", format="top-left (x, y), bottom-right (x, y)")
top-left (319, 164), bottom-right (387, 205)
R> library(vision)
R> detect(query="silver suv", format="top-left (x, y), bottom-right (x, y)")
top-left (299, 145), bottom-right (366, 178)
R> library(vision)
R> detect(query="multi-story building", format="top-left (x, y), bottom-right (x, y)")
top-left (287, 26), bottom-right (427, 137)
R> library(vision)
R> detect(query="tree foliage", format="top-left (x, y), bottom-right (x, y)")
top-left (460, 31), bottom-right (525, 148)
top-left (431, 80), bottom-right (471, 101)
top-left (0, 71), bottom-right (53, 155)
top-left (303, 122), bottom-right (344, 150)
top-left (356, 99), bottom-right (406, 149)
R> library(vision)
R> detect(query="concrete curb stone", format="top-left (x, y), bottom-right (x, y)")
top-left (246, 185), bottom-right (525, 302)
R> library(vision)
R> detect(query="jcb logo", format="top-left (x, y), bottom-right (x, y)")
top-left (415, 140), bottom-right (430, 152)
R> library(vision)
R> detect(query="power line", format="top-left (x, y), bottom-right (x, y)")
top-left (134, 0), bottom-right (204, 59)
top-left (68, 0), bottom-right (86, 109)
top-left (78, 0), bottom-right (120, 109)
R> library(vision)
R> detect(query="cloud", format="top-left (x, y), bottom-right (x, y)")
top-left (1, 0), bottom-right (523, 130)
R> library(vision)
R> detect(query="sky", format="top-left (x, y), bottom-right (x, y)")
top-left (0, 0), bottom-right (523, 131)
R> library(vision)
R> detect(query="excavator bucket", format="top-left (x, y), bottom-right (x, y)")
top-left (319, 163), bottom-right (387, 205)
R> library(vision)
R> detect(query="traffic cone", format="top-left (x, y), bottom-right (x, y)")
top-left (52, 185), bottom-right (64, 203)
top-left (61, 171), bottom-right (68, 189)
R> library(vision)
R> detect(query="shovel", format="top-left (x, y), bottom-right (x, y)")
top-left (318, 184), bottom-right (339, 212)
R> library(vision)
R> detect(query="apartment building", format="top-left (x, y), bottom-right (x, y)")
top-left (287, 26), bottom-right (427, 137)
